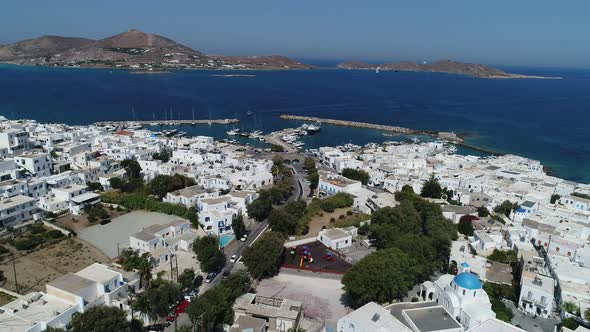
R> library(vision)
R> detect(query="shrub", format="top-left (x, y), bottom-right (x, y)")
top-left (330, 217), bottom-right (336, 223)
top-left (339, 215), bottom-right (345, 220)
top-left (47, 230), bottom-right (65, 239)
top-left (346, 210), bottom-right (353, 216)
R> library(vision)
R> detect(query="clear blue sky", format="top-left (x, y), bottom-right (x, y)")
top-left (1, 0), bottom-right (589, 68)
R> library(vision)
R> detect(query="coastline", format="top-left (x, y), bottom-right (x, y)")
top-left (0, 62), bottom-right (561, 79)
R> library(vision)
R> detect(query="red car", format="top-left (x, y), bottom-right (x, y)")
top-left (174, 300), bottom-right (190, 314)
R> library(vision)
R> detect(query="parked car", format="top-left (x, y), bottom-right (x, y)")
top-left (175, 300), bottom-right (190, 314)
top-left (230, 254), bottom-right (237, 263)
top-left (145, 324), bottom-right (165, 332)
top-left (241, 234), bottom-right (248, 242)
top-left (205, 272), bottom-right (217, 283)
top-left (194, 275), bottom-right (204, 287)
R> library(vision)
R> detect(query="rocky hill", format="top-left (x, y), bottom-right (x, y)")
top-left (0, 35), bottom-right (94, 61)
top-left (0, 29), bottom-right (310, 70)
top-left (338, 59), bottom-right (551, 78)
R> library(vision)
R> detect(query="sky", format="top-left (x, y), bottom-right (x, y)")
top-left (1, 1), bottom-right (589, 68)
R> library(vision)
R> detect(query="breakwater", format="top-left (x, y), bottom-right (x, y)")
top-left (279, 114), bottom-right (507, 156)
top-left (95, 119), bottom-right (239, 126)
top-left (279, 114), bottom-right (463, 142)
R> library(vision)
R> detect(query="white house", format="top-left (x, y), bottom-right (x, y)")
top-left (518, 271), bottom-right (554, 318)
top-left (164, 185), bottom-right (218, 208)
top-left (14, 153), bottom-right (51, 178)
top-left (318, 228), bottom-right (353, 251)
top-left (0, 128), bottom-right (30, 156)
top-left (129, 218), bottom-right (200, 267)
top-left (317, 171), bottom-right (362, 197)
top-left (0, 195), bottom-right (39, 227)
top-left (560, 195), bottom-right (590, 212)
top-left (47, 185), bottom-right (100, 215)
top-left (0, 263), bottom-right (139, 332)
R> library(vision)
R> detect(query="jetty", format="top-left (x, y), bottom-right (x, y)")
top-left (95, 118), bottom-right (239, 126)
top-left (280, 114), bottom-right (464, 142)
top-left (279, 114), bottom-right (509, 156)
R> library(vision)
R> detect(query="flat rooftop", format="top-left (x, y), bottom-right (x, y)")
top-left (403, 306), bottom-right (462, 332)
top-left (0, 292), bottom-right (77, 332)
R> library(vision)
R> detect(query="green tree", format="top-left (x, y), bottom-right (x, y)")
top-left (342, 248), bottom-right (419, 308)
top-left (420, 175), bottom-right (443, 198)
top-left (232, 214), bottom-right (246, 239)
top-left (242, 232), bottom-right (284, 279)
top-left (149, 174), bottom-right (196, 199)
top-left (186, 271), bottom-right (251, 330)
top-left (477, 206), bottom-right (490, 217)
top-left (487, 249), bottom-right (518, 264)
top-left (308, 171), bottom-right (319, 191)
top-left (178, 268), bottom-right (196, 291)
top-left (120, 249), bottom-right (152, 289)
top-left (342, 168), bottom-right (370, 185)
top-left (152, 149), bottom-right (171, 163)
top-left (193, 236), bottom-right (226, 273)
top-left (70, 305), bottom-right (130, 332)
top-left (490, 298), bottom-right (514, 322)
top-left (563, 301), bottom-right (580, 315)
top-left (109, 177), bottom-right (124, 190)
top-left (133, 278), bottom-right (181, 322)
top-left (267, 208), bottom-right (297, 236)
top-left (493, 200), bottom-right (518, 218)
top-left (584, 308), bottom-right (590, 322)
top-left (121, 159), bottom-right (142, 179)
top-left (457, 215), bottom-right (475, 236)
top-left (561, 318), bottom-right (579, 330)
top-left (550, 194), bottom-right (561, 204)
top-left (186, 207), bottom-right (198, 228)
top-left (86, 182), bottom-right (104, 191)
top-left (247, 198), bottom-right (273, 222)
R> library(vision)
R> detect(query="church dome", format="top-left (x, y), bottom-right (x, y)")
top-left (453, 272), bottom-right (482, 290)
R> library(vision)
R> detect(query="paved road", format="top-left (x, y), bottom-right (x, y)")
top-left (165, 220), bottom-right (268, 332)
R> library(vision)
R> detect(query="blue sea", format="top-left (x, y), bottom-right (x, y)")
top-left (1, 64), bottom-right (589, 183)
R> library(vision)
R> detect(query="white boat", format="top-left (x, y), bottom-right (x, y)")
top-left (302, 122), bottom-right (321, 134)
top-left (226, 128), bottom-right (240, 136)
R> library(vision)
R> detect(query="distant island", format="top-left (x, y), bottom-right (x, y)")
top-left (0, 29), bottom-right (562, 78)
top-left (337, 60), bottom-right (561, 79)
top-left (0, 29), bottom-right (314, 70)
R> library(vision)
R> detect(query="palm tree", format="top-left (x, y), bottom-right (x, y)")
top-left (137, 253), bottom-right (153, 289)
top-left (132, 292), bottom-right (157, 324)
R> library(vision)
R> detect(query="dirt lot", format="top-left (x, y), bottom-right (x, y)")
top-left (54, 206), bottom-right (127, 233)
top-left (256, 272), bottom-right (351, 330)
top-left (305, 207), bottom-right (369, 238)
top-left (0, 238), bottom-right (110, 294)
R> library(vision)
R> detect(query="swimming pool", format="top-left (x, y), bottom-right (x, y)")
top-left (219, 234), bottom-right (235, 248)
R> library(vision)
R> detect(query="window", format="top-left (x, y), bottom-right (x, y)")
top-left (462, 289), bottom-right (466, 296)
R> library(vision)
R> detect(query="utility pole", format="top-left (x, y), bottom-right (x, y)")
top-left (11, 253), bottom-right (19, 294)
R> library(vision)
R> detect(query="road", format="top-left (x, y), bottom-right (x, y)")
top-left (164, 220), bottom-right (268, 331)
top-left (164, 154), bottom-right (312, 331)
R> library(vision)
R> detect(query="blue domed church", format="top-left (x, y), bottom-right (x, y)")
top-left (420, 262), bottom-right (495, 329)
